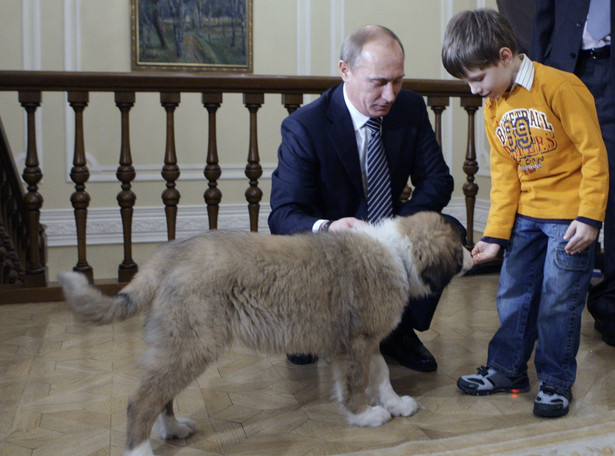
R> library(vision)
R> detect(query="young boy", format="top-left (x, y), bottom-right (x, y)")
top-left (442, 9), bottom-right (609, 418)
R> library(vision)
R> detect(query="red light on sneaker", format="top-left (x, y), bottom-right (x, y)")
top-left (511, 389), bottom-right (521, 394)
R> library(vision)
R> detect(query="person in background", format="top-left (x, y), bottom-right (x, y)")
top-left (268, 24), bottom-right (465, 372)
top-left (442, 8), bottom-right (608, 417)
top-left (531, 0), bottom-right (615, 347)
top-left (497, 0), bottom-right (536, 54)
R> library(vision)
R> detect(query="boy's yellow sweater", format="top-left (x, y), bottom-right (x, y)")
top-left (483, 61), bottom-right (609, 241)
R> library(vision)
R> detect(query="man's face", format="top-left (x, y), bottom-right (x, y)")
top-left (340, 40), bottom-right (405, 118)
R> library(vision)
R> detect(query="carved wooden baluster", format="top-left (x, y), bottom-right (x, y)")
top-left (68, 91), bottom-right (93, 280)
top-left (461, 97), bottom-right (483, 249)
top-left (405, 96), bottom-right (451, 203)
top-left (243, 93), bottom-right (264, 232)
top-left (0, 186), bottom-right (25, 285)
top-left (427, 96), bottom-right (450, 146)
top-left (202, 92), bottom-right (222, 230)
top-left (19, 90), bottom-right (46, 286)
top-left (115, 91), bottom-right (138, 282)
top-left (0, 225), bottom-right (14, 284)
top-left (160, 92), bottom-right (181, 241)
top-left (282, 93), bottom-right (303, 115)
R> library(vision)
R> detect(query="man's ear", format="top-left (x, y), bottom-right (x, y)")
top-left (499, 47), bottom-right (514, 65)
top-left (339, 60), bottom-right (351, 81)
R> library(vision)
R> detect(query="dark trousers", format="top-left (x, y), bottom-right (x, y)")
top-left (576, 50), bottom-right (615, 322)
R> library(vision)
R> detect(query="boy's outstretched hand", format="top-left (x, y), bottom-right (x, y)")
top-left (564, 220), bottom-right (598, 255)
top-left (471, 241), bottom-right (501, 265)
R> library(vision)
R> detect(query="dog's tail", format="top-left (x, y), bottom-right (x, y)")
top-left (58, 267), bottom-right (159, 325)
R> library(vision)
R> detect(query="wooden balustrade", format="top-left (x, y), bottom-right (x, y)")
top-left (19, 91), bottom-right (45, 286)
top-left (203, 93), bottom-right (223, 230)
top-left (461, 98), bottom-right (483, 248)
top-left (244, 92), bottom-right (264, 232)
top-left (67, 91), bottom-right (93, 281)
top-left (0, 116), bottom-right (29, 286)
top-left (115, 91), bottom-right (138, 282)
top-left (0, 71), bottom-right (482, 303)
top-left (160, 92), bottom-right (182, 241)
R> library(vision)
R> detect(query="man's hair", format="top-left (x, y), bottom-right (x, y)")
top-left (340, 25), bottom-right (405, 69)
top-left (441, 8), bottom-right (518, 79)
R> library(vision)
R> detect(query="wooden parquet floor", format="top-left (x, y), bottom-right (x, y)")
top-left (1, 273), bottom-right (614, 456)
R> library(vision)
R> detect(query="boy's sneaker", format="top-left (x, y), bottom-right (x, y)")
top-left (533, 383), bottom-right (572, 418)
top-left (457, 366), bottom-right (530, 395)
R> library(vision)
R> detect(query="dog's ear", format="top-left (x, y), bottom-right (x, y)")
top-left (419, 245), bottom-right (464, 293)
top-left (399, 211), bottom-right (466, 294)
top-left (413, 213), bottom-right (466, 293)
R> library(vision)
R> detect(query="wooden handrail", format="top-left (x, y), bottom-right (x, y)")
top-left (0, 70), bottom-right (474, 96)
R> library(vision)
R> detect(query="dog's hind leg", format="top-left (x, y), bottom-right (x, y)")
top-left (125, 350), bottom-right (210, 455)
top-left (124, 440), bottom-right (155, 456)
top-left (152, 400), bottom-right (196, 440)
top-left (367, 352), bottom-right (418, 417)
top-left (333, 338), bottom-right (392, 427)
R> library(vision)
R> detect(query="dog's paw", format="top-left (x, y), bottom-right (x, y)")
top-left (124, 440), bottom-right (156, 456)
top-left (347, 405), bottom-right (391, 427)
top-left (153, 415), bottom-right (196, 440)
top-left (384, 395), bottom-right (418, 417)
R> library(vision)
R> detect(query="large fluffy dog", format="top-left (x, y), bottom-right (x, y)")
top-left (59, 211), bottom-right (472, 456)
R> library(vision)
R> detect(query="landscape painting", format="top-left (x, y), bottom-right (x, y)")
top-left (131, 0), bottom-right (252, 72)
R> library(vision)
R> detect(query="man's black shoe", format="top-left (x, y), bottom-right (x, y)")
top-left (286, 353), bottom-right (318, 365)
top-left (380, 330), bottom-right (437, 372)
top-left (594, 319), bottom-right (615, 347)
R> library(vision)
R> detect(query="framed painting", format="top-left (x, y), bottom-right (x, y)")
top-left (131, 0), bottom-right (253, 72)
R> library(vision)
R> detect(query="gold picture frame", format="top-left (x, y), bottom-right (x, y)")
top-left (131, 0), bottom-right (253, 73)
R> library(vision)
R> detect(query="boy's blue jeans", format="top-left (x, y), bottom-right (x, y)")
top-left (487, 216), bottom-right (595, 391)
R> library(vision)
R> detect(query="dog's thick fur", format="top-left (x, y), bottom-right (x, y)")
top-left (59, 211), bottom-right (472, 456)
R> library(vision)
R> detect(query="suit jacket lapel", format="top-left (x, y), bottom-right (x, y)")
top-left (327, 86), bottom-right (365, 197)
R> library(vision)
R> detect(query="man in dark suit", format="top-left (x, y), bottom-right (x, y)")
top-left (531, 0), bottom-right (615, 347)
top-left (268, 25), bottom-right (462, 371)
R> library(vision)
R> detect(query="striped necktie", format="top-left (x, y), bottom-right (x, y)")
top-left (365, 117), bottom-right (393, 222)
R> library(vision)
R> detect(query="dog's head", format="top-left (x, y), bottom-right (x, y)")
top-left (394, 212), bottom-right (473, 295)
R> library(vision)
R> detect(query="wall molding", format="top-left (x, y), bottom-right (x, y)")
top-left (63, 0), bottom-right (81, 179)
top-left (40, 197), bottom-right (488, 247)
top-left (41, 203), bottom-right (273, 247)
top-left (296, 0), bottom-right (312, 75)
top-left (81, 161), bottom-right (276, 183)
top-left (329, 0), bottom-right (345, 76)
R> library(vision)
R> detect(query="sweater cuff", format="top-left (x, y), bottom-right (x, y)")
top-left (481, 236), bottom-right (509, 248)
top-left (576, 216), bottom-right (602, 229)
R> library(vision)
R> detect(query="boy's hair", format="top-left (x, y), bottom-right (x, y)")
top-left (442, 8), bottom-right (518, 79)
top-left (340, 25), bottom-right (405, 69)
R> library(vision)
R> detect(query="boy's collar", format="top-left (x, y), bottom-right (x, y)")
top-left (509, 54), bottom-right (534, 93)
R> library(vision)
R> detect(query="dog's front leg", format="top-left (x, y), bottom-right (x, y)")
top-left (333, 340), bottom-right (391, 427)
top-left (368, 352), bottom-right (418, 417)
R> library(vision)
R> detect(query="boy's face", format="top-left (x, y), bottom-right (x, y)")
top-left (461, 48), bottom-right (515, 99)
